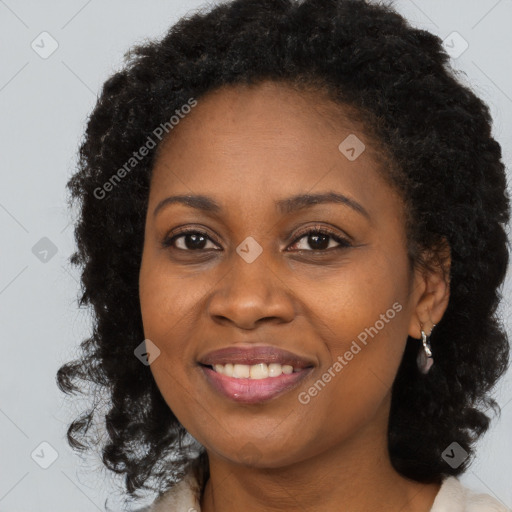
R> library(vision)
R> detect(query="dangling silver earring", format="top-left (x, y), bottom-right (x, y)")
top-left (417, 324), bottom-right (435, 374)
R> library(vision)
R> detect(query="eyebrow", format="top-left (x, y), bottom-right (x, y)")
top-left (153, 191), bottom-right (370, 220)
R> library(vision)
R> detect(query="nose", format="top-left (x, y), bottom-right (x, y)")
top-left (206, 249), bottom-right (296, 330)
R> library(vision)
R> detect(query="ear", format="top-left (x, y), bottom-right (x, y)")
top-left (408, 239), bottom-right (451, 339)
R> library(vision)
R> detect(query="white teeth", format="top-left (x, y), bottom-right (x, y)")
top-left (250, 363), bottom-right (268, 379)
top-left (268, 363), bottom-right (282, 377)
top-left (282, 365), bottom-right (294, 375)
top-left (233, 364), bottom-right (250, 378)
top-left (210, 362), bottom-right (298, 378)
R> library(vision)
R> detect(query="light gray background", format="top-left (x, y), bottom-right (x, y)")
top-left (1, 1), bottom-right (511, 510)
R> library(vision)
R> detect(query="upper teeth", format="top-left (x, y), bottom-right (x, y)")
top-left (212, 363), bottom-right (296, 379)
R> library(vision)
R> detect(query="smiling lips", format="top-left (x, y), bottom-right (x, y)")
top-left (198, 345), bottom-right (315, 403)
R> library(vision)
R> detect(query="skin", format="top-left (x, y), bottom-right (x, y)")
top-left (139, 80), bottom-right (451, 512)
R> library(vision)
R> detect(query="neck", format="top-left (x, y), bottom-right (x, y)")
top-left (200, 401), bottom-right (441, 512)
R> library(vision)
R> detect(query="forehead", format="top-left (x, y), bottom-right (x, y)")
top-left (149, 81), bottom-right (398, 220)
top-left (155, 81), bottom-right (367, 159)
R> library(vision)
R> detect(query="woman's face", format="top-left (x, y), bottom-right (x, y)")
top-left (139, 81), bottom-right (431, 468)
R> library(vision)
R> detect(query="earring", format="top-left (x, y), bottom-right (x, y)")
top-left (417, 324), bottom-right (435, 374)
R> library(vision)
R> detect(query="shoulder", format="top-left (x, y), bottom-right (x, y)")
top-left (431, 476), bottom-right (511, 512)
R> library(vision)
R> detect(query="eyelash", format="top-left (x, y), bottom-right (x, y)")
top-left (162, 225), bottom-right (352, 253)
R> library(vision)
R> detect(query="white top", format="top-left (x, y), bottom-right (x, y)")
top-left (139, 464), bottom-right (511, 511)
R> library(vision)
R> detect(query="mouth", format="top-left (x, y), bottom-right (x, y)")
top-left (198, 345), bottom-right (315, 403)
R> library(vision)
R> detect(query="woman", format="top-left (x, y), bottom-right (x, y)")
top-left (57, 0), bottom-right (511, 510)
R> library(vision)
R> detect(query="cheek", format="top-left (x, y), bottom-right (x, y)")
top-left (310, 252), bottom-right (409, 342)
top-left (139, 254), bottom-right (198, 342)
top-left (299, 249), bottom-right (411, 395)
top-left (139, 257), bottom-right (213, 416)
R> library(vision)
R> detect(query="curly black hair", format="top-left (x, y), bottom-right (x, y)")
top-left (57, 0), bottom-right (511, 505)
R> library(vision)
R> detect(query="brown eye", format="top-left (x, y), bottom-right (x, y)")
top-left (162, 230), bottom-right (219, 251)
top-left (288, 228), bottom-right (352, 252)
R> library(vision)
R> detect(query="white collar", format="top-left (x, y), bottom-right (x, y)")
top-left (430, 475), bottom-right (509, 511)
